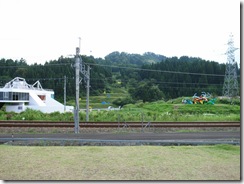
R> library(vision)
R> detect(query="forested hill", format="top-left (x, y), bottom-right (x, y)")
top-left (104, 51), bottom-right (166, 66)
top-left (0, 52), bottom-right (240, 103)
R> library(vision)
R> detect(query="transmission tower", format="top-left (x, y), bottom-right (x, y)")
top-left (222, 34), bottom-right (239, 97)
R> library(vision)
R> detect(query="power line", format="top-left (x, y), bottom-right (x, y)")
top-left (0, 60), bottom-right (241, 78)
top-left (127, 81), bottom-right (222, 86)
top-left (0, 75), bottom-right (227, 88)
top-left (88, 63), bottom-right (231, 77)
top-left (1, 76), bottom-right (224, 87)
top-left (157, 86), bottom-right (223, 90)
top-left (0, 63), bottom-right (70, 68)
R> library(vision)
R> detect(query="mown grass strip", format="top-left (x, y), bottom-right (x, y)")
top-left (0, 145), bottom-right (240, 180)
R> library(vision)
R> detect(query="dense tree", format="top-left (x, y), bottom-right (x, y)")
top-left (0, 52), bottom-right (239, 103)
top-left (129, 80), bottom-right (164, 102)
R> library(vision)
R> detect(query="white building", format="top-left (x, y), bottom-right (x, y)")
top-left (0, 77), bottom-right (73, 113)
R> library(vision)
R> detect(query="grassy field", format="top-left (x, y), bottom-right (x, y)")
top-left (72, 87), bottom-right (129, 109)
top-left (0, 91), bottom-right (240, 122)
top-left (0, 144), bottom-right (240, 180)
top-left (0, 101), bottom-right (240, 122)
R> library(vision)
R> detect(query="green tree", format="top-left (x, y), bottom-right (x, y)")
top-left (130, 81), bottom-right (164, 102)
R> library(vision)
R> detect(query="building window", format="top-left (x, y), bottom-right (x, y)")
top-left (13, 92), bottom-right (18, 100)
top-left (3, 92), bottom-right (9, 100)
top-left (38, 95), bottom-right (46, 101)
top-left (0, 92), bottom-right (29, 101)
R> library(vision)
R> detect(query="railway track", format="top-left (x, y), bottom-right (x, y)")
top-left (0, 120), bottom-right (240, 128)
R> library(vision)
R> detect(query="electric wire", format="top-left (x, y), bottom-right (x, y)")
top-left (0, 59), bottom-right (240, 92)
top-left (88, 63), bottom-right (228, 77)
top-left (1, 61), bottom-right (240, 78)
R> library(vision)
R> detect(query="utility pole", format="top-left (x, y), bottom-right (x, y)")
top-left (74, 46), bottom-right (80, 134)
top-left (222, 33), bottom-right (239, 97)
top-left (64, 75), bottom-right (66, 112)
top-left (73, 37), bottom-right (90, 127)
top-left (80, 61), bottom-right (90, 122)
top-left (85, 65), bottom-right (90, 122)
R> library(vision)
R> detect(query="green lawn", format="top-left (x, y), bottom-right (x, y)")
top-left (0, 145), bottom-right (240, 180)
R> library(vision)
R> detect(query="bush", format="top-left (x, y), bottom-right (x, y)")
top-left (112, 97), bottom-right (135, 107)
top-left (20, 109), bottom-right (43, 120)
top-left (218, 97), bottom-right (240, 105)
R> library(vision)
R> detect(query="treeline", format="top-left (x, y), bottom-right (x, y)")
top-left (135, 56), bottom-right (230, 100)
top-left (0, 56), bottom-right (113, 101)
top-left (0, 52), bottom-right (240, 104)
top-left (97, 53), bottom-right (240, 102)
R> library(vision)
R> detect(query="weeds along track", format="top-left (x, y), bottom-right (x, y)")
top-left (0, 120), bottom-right (240, 128)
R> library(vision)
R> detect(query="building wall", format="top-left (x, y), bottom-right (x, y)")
top-left (0, 87), bottom-right (73, 113)
top-left (5, 102), bottom-right (26, 113)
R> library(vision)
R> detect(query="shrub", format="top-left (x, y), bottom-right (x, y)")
top-left (112, 97), bottom-right (135, 107)
top-left (218, 97), bottom-right (240, 105)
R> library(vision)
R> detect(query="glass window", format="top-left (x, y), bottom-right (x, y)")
top-left (3, 92), bottom-right (9, 100)
top-left (0, 92), bottom-right (29, 101)
top-left (13, 92), bottom-right (18, 100)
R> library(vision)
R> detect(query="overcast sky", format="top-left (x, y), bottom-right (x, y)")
top-left (0, 0), bottom-right (241, 65)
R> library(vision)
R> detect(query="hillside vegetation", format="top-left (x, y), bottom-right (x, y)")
top-left (0, 51), bottom-right (240, 121)
top-left (0, 96), bottom-right (240, 122)
top-left (0, 51), bottom-right (240, 105)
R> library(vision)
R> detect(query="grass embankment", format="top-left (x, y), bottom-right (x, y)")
top-left (71, 87), bottom-right (129, 109)
top-left (0, 103), bottom-right (240, 122)
top-left (118, 102), bottom-right (240, 122)
top-left (69, 95), bottom-right (240, 122)
top-left (0, 144), bottom-right (240, 180)
top-left (0, 93), bottom-right (240, 122)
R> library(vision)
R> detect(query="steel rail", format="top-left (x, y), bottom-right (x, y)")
top-left (0, 121), bottom-right (240, 128)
